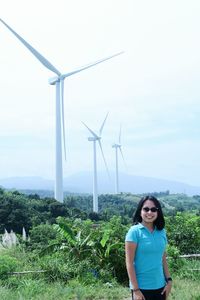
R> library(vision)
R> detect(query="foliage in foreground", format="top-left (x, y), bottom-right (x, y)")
top-left (1, 212), bottom-right (200, 286)
top-left (0, 278), bottom-right (130, 300)
top-left (0, 277), bottom-right (199, 300)
top-left (0, 189), bottom-right (200, 299)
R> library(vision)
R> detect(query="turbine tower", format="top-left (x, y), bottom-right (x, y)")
top-left (82, 113), bottom-right (109, 213)
top-left (0, 18), bottom-right (123, 202)
top-left (112, 125), bottom-right (125, 194)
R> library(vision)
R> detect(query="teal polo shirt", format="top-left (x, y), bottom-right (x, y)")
top-left (125, 223), bottom-right (167, 290)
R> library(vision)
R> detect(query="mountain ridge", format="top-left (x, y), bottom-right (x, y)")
top-left (0, 172), bottom-right (200, 196)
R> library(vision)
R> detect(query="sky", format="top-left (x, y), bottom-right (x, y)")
top-left (1, 0), bottom-right (200, 187)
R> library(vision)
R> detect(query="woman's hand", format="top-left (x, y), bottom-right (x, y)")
top-left (161, 281), bottom-right (172, 298)
top-left (133, 289), bottom-right (145, 300)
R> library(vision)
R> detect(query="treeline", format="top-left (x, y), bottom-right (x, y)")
top-left (0, 189), bottom-right (68, 233)
top-left (0, 187), bottom-right (200, 234)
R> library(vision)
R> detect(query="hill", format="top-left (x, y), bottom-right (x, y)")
top-left (0, 172), bottom-right (200, 196)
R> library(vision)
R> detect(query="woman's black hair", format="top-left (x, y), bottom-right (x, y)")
top-left (133, 195), bottom-right (165, 230)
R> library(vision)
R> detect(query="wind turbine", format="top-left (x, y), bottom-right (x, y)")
top-left (82, 113), bottom-right (109, 213)
top-left (0, 18), bottom-right (123, 202)
top-left (112, 125), bottom-right (126, 194)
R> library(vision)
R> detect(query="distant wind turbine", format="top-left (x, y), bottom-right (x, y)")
top-left (82, 113), bottom-right (109, 213)
top-left (0, 18), bottom-right (123, 202)
top-left (112, 125), bottom-right (126, 194)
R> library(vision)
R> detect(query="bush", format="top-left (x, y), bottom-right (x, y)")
top-left (165, 213), bottom-right (200, 254)
top-left (28, 224), bottom-right (58, 252)
top-left (0, 255), bottom-right (18, 279)
top-left (166, 245), bottom-right (185, 273)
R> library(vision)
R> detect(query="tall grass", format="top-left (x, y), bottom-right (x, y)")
top-left (0, 277), bottom-right (199, 299)
top-left (169, 278), bottom-right (200, 300)
top-left (0, 279), bottom-right (130, 300)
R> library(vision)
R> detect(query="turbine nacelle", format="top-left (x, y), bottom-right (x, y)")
top-left (49, 73), bottom-right (75, 85)
top-left (48, 76), bottom-right (60, 85)
top-left (88, 136), bottom-right (100, 141)
top-left (112, 143), bottom-right (121, 148)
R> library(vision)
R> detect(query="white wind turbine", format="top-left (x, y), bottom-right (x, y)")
top-left (0, 18), bottom-right (123, 202)
top-left (82, 113), bottom-right (109, 213)
top-left (112, 125), bottom-right (126, 194)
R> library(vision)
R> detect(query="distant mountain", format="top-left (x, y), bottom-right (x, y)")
top-left (0, 176), bottom-right (53, 190)
top-left (62, 172), bottom-right (200, 196)
top-left (0, 172), bottom-right (200, 196)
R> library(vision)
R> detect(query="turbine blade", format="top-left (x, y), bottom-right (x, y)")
top-left (0, 18), bottom-right (61, 76)
top-left (99, 112), bottom-right (109, 136)
top-left (119, 147), bottom-right (127, 168)
top-left (119, 124), bottom-right (122, 144)
top-left (61, 51), bottom-right (124, 79)
top-left (60, 80), bottom-right (67, 161)
top-left (98, 140), bottom-right (110, 178)
top-left (82, 122), bottom-right (99, 139)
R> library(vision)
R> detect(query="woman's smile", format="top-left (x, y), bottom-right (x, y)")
top-left (141, 200), bottom-right (158, 225)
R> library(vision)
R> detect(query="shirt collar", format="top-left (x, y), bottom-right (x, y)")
top-left (138, 222), bottom-right (157, 231)
top-left (138, 223), bottom-right (145, 229)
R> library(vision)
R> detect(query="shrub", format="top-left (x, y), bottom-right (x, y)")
top-left (166, 245), bottom-right (185, 273)
top-left (28, 224), bottom-right (58, 252)
top-left (0, 255), bottom-right (18, 279)
top-left (165, 213), bottom-right (200, 254)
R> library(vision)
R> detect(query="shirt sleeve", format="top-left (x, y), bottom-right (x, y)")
top-left (125, 225), bottom-right (138, 243)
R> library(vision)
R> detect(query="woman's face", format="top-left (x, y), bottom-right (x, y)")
top-left (140, 200), bottom-right (158, 225)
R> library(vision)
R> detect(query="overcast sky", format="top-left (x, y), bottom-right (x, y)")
top-left (1, 0), bottom-right (200, 187)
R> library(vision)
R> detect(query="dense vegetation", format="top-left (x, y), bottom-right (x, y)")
top-left (1, 188), bottom-right (200, 234)
top-left (0, 188), bottom-right (200, 299)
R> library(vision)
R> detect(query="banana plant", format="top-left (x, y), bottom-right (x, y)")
top-left (98, 229), bottom-right (124, 259)
top-left (51, 217), bottom-right (94, 259)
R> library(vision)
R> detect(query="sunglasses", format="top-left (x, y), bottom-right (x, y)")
top-left (142, 207), bottom-right (158, 212)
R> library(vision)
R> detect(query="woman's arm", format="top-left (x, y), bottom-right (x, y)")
top-left (161, 252), bottom-right (172, 298)
top-left (163, 252), bottom-right (171, 278)
top-left (125, 241), bottom-right (145, 300)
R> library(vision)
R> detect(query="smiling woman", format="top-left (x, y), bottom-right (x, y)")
top-left (125, 195), bottom-right (172, 300)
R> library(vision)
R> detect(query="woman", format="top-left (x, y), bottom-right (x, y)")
top-left (125, 195), bottom-right (172, 300)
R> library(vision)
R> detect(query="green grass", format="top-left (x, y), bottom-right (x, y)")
top-left (169, 278), bottom-right (200, 300)
top-left (0, 279), bottom-right (130, 300)
top-left (0, 277), bottom-right (200, 300)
